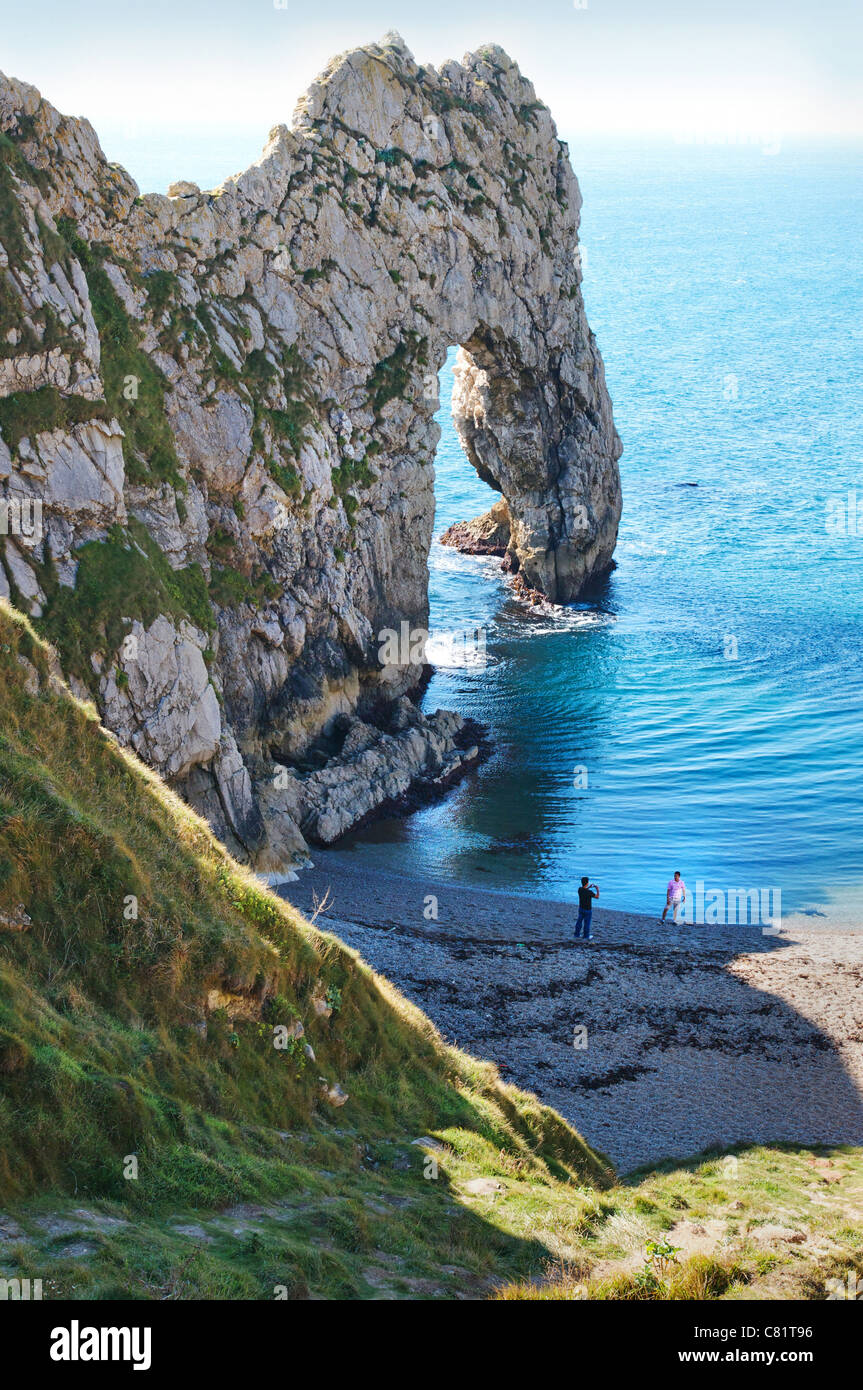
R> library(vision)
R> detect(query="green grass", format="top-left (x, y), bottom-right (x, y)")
top-left (0, 132), bottom-right (37, 268)
top-left (34, 518), bottom-right (214, 687)
top-left (329, 455), bottom-right (376, 526)
top-left (262, 405), bottom-right (311, 455)
top-left (267, 461), bottom-right (303, 499)
top-left (208, 564), bottom-right (279, 610)
top-left (0, 602), bottom-right (614, 1298)
top-left (249, 346), bottom-right (317, 461)
top-left (366, 333), bottom-right (428, 414)
top-left (0, 386), bottom-right (105, 456)
top-left (331, 458), bottom-right (373, 498)
top-left (301, 259), bottom-right (337, 284)
top-left (55, 219), bottom-right (184, 489)
top-left (142, 269), bottom-right (179, 319)
top-left (495, 1144), bottom-right (863, 1301)
top-left (374, 148), bottom-right (408, 166)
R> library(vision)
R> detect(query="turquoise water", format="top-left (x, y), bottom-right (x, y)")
top-left (337, 141), bottom-right (863, 921)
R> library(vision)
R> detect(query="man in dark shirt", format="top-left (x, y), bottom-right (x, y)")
top-left (575, 876), bottom-right (599, 940)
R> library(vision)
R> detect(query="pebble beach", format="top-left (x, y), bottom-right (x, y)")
top-left (280, 856), bottom-right (863, 1173)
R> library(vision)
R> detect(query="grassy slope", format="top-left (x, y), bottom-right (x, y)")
top-left (1, 600), bottom-right (861, 1301)
top-left (0, 600), bottom-right (611, 1298)
top-left (497, 1144), bottom-right (863, 1300)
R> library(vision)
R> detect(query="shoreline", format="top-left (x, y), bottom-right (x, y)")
top-left (278, 855), bottom-right (863, 1173)
top-left (279, 852), bottom-right (777, 945)
top-left (275, 848), bottom-right (863, 937)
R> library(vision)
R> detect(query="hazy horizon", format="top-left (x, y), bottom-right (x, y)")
top-left (3, 0), bottom-right (862, 196)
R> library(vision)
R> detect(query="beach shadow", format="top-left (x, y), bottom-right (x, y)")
top-left (543, 927), bottom-right (863, 1173)
top-left (280, 864), bottom-right (863, 1175)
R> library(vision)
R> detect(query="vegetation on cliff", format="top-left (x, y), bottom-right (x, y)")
top-left (55, 218), bottom-right (184, 490)
top-left (34, 519), bottom-right (214, 688)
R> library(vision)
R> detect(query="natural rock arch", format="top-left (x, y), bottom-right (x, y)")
top-left (275, 34), bottom-right (623, 690)
top-left (0, 33), bottom-right (621, 867)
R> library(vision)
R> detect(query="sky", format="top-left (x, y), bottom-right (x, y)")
top-left (2, 0), bottom-right (861, 192)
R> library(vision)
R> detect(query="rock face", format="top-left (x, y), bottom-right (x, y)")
top-left (0, 34), bottom-right (621, 870)
top-left (270, 699), bottom-right (482, 848)
top-left (101, 615), bottom-right (222, 779)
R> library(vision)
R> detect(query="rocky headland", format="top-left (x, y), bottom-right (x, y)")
top-left (0, 32), bottom-right (621, 872)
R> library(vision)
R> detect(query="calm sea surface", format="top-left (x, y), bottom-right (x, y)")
top-left (337, 142), bottom-right (863, 921)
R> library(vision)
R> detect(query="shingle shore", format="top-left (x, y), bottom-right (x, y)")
top-left (280, 857), bottom-right (863, 1172)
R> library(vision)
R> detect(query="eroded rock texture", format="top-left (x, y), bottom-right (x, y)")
top-left (0, 33), bottom-right (621, 869)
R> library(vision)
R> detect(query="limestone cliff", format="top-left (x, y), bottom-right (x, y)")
top-left (0, 33), bottom-right (621, 869)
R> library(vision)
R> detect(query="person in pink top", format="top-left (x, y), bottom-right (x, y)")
top-left (661, 870), bottom-right (686, 924)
